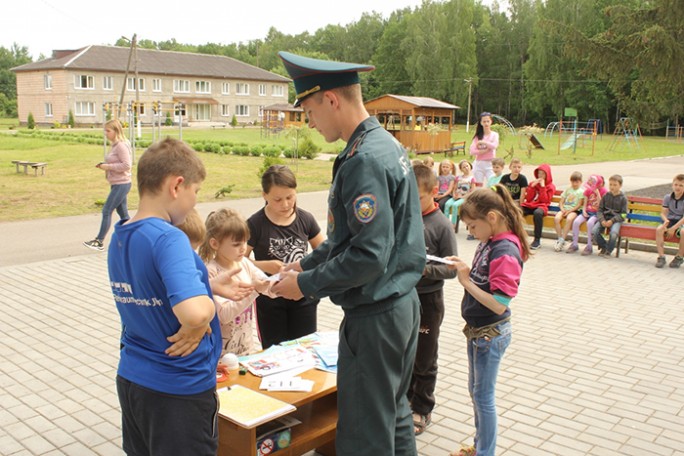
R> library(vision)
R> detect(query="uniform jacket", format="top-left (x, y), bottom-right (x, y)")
top-left (298, 116), bottom-right (426, 313)
top-left (521, 163), bottom-right (555, 215)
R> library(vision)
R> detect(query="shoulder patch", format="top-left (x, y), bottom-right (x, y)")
top-left (353, 194), bottom-right (377, 224)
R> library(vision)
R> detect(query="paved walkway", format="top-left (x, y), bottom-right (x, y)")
top-left (1, 156), bottom-right (684, 455)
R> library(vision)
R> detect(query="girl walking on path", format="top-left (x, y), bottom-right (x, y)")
top-left (84, 119), bottom-right (132, 251)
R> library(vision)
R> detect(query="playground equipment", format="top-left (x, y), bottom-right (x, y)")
top-left (552, 108), bottom-right (599, 155)
top-left (666, 120), bottom-right (683, 142)
top-left (609, 117), bottom-right (641, 151)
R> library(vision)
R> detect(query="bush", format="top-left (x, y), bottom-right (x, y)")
top-left (262, 146), bottom-right (281, 158)
top-left (165, 111), bottom-right (173, 126)
top-left (68, 110), bottom-right (75, 128)
top-left (27, 112), bottom-right (35, 129)
top-left (298, 136), bottom-right (320, 160)
top-left (258, 156), bottom-right (285, 178)
top-left (233, 145), bottom-right (251, 156)
top-left (230, 115), bottom-right (238, 127)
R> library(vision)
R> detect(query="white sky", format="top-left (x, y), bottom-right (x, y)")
top-left (4, 0), bottom-right (426, 60)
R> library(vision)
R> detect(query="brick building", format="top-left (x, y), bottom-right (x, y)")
top-left (12, 45), bottom-right (290, 126)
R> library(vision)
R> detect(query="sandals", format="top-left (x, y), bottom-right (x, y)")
top-left (449, 445), bottom-right (476, 456)
top-left (413, 412), bottom-right (431, 436)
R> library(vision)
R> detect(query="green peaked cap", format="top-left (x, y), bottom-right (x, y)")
top-left (278, 51), bottom-right (375, 106)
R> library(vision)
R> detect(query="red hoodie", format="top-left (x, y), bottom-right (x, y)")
top-left (521, 163), bottom-right (555, 215)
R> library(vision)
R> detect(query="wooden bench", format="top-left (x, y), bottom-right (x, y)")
top-left (616, 195), bottom-right (679, 257)
top-left (12, 160), bottom-right (47, 176)
top-left (444, 141), bottom-right (466, 157)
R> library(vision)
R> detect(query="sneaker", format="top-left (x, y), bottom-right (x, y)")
top-left (530, 239), bottom-right (541, 250)
top-left (581, 246), bottom-right (592, 256)
top-left (566, 244), bottom-right (579, 254)
top-left (669, 256), bottom-right (683, 268)
top-left (554, 238), bottom-right (565, 252)
top-left (655, 256), bottom-right (666, 268)
top-left (83, 239), bottom-right (104, 251)
top-left (601, 250), bottom-right (613, 259)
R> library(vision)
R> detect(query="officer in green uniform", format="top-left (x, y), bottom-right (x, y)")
top-left (272, 51), bottom-right (426, 456)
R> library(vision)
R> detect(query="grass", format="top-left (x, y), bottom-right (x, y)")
top-left (1, 118), bottom-right (682, 222)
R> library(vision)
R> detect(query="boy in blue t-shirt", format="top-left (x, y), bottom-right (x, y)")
top-left (108, 138), bottom-right (252, 455)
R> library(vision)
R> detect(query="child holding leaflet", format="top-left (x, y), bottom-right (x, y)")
top-left (409, 164), bottom-right (458, 436)
top-left (445, 185), bottom-right (529, 456)
top-left (199, 208), bottom-right (276, 356)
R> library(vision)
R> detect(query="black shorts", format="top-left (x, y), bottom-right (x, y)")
top-left (117, 375), bottom-right (218, 456)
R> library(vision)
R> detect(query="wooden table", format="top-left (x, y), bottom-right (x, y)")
top-left (217, 368), bottom-right (337, 456)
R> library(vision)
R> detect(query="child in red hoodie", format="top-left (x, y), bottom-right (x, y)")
top-left (521, 163), bottom-right (555, 249)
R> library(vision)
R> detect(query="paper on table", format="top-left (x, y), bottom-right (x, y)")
top-left (260, 376), bottom-right (314, 392)
top-left (217, 385), bottom-right (296, 428)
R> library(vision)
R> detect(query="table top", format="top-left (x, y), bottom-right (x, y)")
top-left (217, 367), bottom-right (337, 408)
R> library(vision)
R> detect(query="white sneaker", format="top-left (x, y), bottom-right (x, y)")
top-left (554, 238), bottom-right (564, 252)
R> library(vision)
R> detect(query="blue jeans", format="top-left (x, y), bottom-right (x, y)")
top-left (592, 221), bottom-right (621, 253)
top-left (467, 320), bottom-right (511, 456)
top-left (97, 183), bottom-right (131, 241)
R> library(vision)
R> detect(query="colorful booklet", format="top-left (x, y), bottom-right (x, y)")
top-left (240, 346), bottom-right (317, 377)
top-left (217, 385), bottom-right (296, 428)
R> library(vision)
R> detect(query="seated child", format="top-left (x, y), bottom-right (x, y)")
top-left (198, 208), bottom-right (276, 356)
top-left (486, 157), bottom-right (505, 187)
top-left (554, 171), bottom-right (584, 251)
top-left (444, 160), bottom-right (476, 228)
top-left (566, 175), bottom-right (606, 255)
top-left (435, 159), bottom-right (456, 212)
top-left (592, 174), bottom-right (627, 257)
top-left (521, 163), bottom-right (555, 249)
top-left (499, 157), bottom-right (528, 205)
top-left (655, 173), bottom-right (684, 268)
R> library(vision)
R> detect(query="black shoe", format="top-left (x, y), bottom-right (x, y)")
top-left (83, 239), bottom-right (104, 251)
top-left (530, 239), bottom-right (541, 250)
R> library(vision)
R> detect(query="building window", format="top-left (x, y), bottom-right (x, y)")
top-left (196, 81), bottom-right (211, 94)
top-left (74, 101), bottom-right (95, 116)
top-left (153, 78), bottom-right (162, 92)
top-left (74, 74), bottom-right (94, 89)
top-left (44, 74), bottom-right (52, 90)
top-left (221, 105), bottom-right (230, 117)
top-left (258, 84), bottom-right (266, 96)
top-left (45, 103), bottom-right (53, 117)
top-left (272, 85), bottom-right (284, 97)
top-left (235, 105), bottom-right (249, 117)
top-left (222, 82), bottom-right (230, 94)
top-left (174, 79), bottom-right (190, 93)
top-left (194, 104), bottom-right (211, 121)
top-left (127, 77), bottom-right (145, 91)
top-left (236, 83), bottom-right (249, 95)
top-left (103, 76), bottom-right (113, 90)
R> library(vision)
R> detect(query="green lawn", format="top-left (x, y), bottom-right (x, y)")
top-left (1, 119), bottom-right (682, 222)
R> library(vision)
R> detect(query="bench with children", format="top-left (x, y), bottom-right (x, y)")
top-left (421, 154), bottom-right (684, 269)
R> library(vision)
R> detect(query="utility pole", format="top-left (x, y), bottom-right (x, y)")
top-left (465, 78), bottom-right (473, 133)
top-left (133, 36), bottom-right (141, 139)
top-left (117, 34), bottom-right (136, 119)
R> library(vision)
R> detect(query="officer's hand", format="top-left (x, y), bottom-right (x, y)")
top-left (271, 270), bottom-right (304, 300)
top-left (282, 260), bottom-right (302, 273)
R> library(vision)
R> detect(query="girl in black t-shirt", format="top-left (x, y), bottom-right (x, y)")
top-left (246, 165), bottom-right (326, 349)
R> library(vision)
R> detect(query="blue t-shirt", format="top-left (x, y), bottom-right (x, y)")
top-left (108, 217), bottom-right (221, 395)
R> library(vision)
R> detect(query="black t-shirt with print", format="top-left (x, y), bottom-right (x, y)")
top-left (247, 207), bottom-right (321, 267)
top-left (499, 173), bottom-right (529, 201)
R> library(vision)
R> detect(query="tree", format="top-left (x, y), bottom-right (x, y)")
top-left (0, 44), bottom-right (32, 101)
top-left (578, 0), bottom-right (684, 124)
top-left (370, 8), bottom-right (414, 98)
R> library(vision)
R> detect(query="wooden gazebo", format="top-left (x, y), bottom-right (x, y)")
top-left (365, 95), bottom-right (460, 153)
top-left (261, 103), bottom-right (305, 133)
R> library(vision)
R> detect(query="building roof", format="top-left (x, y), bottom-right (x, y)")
top-left (263, 103), bottom-right (303, 112)
top-left (367, 94), bottom-right (460, 110)
top-left (12, 45), bottom-right (290, 83)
